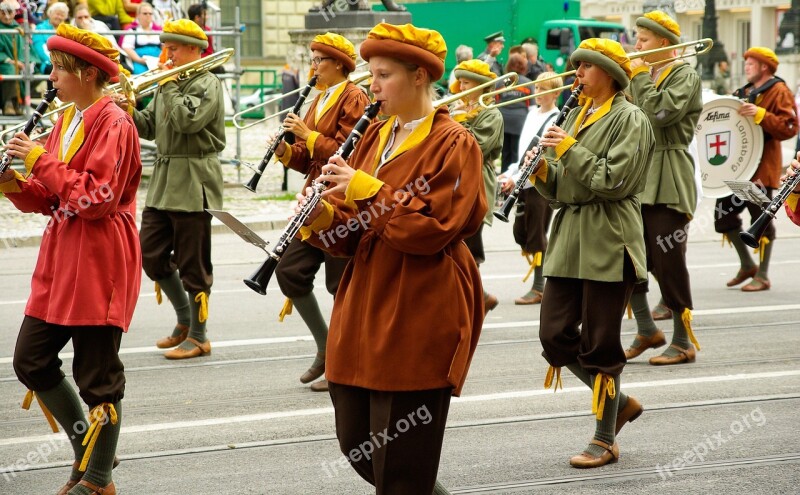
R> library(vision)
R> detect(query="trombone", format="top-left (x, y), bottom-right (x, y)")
top-left (482, 38), bottom-right (713, 109)
top-left (232, 61), bottom-right (369, 130)
top-left (433, 71), bottom-right (519, 108)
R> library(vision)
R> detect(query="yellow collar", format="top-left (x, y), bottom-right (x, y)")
top-left (371, 109), bottom-right (437, 174)
top-left (573, 96), bottom-right (614, 134)
top-left (315, 80), bottom-right (348, 124)
top-left (59, 105), bottom-right (85, 164)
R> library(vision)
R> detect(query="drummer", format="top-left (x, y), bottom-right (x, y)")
top-left (714, 47), bottom-right (798, 292)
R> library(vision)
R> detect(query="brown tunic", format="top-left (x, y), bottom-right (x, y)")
top-left (282, 81), bottom-right (371, 187)
top-left (305, 107), bottom-right (487, 396)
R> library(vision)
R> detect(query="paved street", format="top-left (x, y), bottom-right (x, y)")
top-left (0, 196), bottom-right (799, 494)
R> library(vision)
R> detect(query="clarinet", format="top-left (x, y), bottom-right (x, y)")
top-left (244, 101), bottom-right (381, 295)
top-left (244, 75), bottom-right (318, 192)
top-left (740, 172), bottom-right (800, 248)
top-left (0, 87), bottom-right (58, 175)
top-left (494, 84), bottom-right (584, 222)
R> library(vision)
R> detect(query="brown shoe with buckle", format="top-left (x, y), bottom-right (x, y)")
top-left (616, 396), bottom-right (643, 435)
top-left (164, 337), bottom-right (211, 359)
top-left (624, 329), bottom-right (666, 360)
top-left (484, 293), bottom-right (499, 311)
top-left (155, 324), bottom-right (189, 349)
top-left (76, 479), bottom-right (116, 494)
top-left (726, 266), bottom-right (757, 287)
top-left (741, 276), bottom-right (770, 292)
top-left (300, 352), bottom-right (325, 384)
top-left (649, 344), bottom-right (696, 366)
top-left (569, 439), bottom-right (619, 468)
top-left (309, 379), bottom-right (329, 392)
top-left (515, 290), bottom-right (543, 305)
top-left (651, 303), bottom-right (672, 321)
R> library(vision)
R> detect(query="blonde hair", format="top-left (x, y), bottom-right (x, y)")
top-left (50, 50), bottom-right (110, 88)
top-left (535, 71), bottom-right (562, 91)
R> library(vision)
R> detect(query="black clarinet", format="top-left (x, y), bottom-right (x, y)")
top-left (244, 101), bottom-right (380, 295)
top-left (740, 172), bottom-right (800, 248)
top-left (244, 75), bottom-right (318, 192)
top-left (494, 84), bottom-right (584, 222)
top-left (0, 87), bottom-right (58, 176)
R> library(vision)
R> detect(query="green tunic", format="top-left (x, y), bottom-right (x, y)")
top-left (461, 107), bottom-right (503, 225)
top-left (534, 93), bottom-right (655, 283)
top-left (629, 62), bottom-right (702, 217)
top-left (133, 70), bottom-right (225, 212)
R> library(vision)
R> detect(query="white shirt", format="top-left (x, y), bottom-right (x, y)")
top-left (61, 108), bottom-right (83, 158)
top-left (376, 115), bottom-right (427, 175)
top-left (315, 80), bottom-right (345, 120)
top-left (506, 106), bottom-right (559, 188)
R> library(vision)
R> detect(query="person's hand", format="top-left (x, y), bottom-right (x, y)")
top-left (0, 166), bottom-right (15, 184)
top-left (267, 130), bottom-right (286, 157)
top-left (295, 187), bottom-right (323, 224)
top-left (5, 132), bottom-right (37, 162)
top-left (320, 155), bottom-right (355, 197)
top-left (281, 112), bottom-right (312, 141)
top-left (109, 93), bottom-right (130, 112)
top-left (630, 58), bottom-right (646, 71)
top-left (738, 103), bottom-right (759, 117)
top-left (781, 152), bottom-right (800, 192)
top-left (539, 124), bottom-right (567, 149)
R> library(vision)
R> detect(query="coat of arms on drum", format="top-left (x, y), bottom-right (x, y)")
top-left (706, 131), bottom-right (730, 165)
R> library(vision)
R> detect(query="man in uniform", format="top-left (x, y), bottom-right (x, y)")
top-left (477, 30), bottom-right (505, 78)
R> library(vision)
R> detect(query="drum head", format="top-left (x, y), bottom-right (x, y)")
top-left (694, 96), bottom-right (763, 198)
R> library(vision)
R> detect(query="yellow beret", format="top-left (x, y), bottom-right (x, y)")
top-left (636, 10), bottom-right (681, 45)
top-left (361, 23), bottom-right (447, 80)
top-left (310, 32), bottom-right (356, 72)
top-left (449, 59), bottom-right (496, 94)
top-left (47, 24), bottom-right (119, 77)
top-left (744, 47), bottom-right (779, 73)
top-left (570, 38), bottom-right (632, 90)
top-left (160, 19), bottom-right (208, 50)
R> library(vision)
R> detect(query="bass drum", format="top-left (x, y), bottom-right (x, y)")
top-left (694, 94), bottom-right (763, 198)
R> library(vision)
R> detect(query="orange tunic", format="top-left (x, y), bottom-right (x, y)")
top-left (305, 107), bottom-right (487, 396)
top-left (281, 81), bottom-right (371, 187)
top-left (2, 98), bottom-right (142, 331)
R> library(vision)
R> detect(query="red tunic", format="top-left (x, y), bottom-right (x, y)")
top-left (3, 97), bottom-right (142, 331)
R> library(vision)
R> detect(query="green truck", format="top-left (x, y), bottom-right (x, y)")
top-left (379, 0), bottom-right (628, 76)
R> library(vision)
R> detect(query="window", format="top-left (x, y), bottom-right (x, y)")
top-left (220, 0), bottom-right (262, 59)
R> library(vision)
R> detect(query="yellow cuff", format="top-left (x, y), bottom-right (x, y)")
top-left (299, 200), bottom-right (334, 240)
top-left (555, 136), bottom-right (576, 159)
top-left (630, 65), bottom-right (649, 78)
top-left (277, 144), bottom-right (292, 166)
top-left (0, 169), bottom-right (26, 193)
top-left (786, 192), bottom-right (800, 212)
top-left (126, 103), bottom-right (135, 116)
top-left (306, 131), bottom-right (320, 158)
top-left (24, 146), bottom-right (46, 176)
top-left (753, 107), bottom-right (766, 125)
top-left (344, 170), bottom-right (384, 208)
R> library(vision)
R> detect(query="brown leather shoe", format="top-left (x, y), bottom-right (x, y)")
top-left (309, 379), bottom-right (329, 392)
top-left (741, 276), bottom-right (770, 292)
top-left (77, 479), bottom-right (116, 494)
top-left (163, 337), bottom-right (211, 359)
top-left (649, 344), bottom-right (696, 366)
top-left (155, 324), bottom-right (189, 349)
top-left (514, 290), bottom-right (543, 305)
top-left (624, 330), bottom-right (666, 359)
top-left (616, 396), bottom-right (643, 435)
top-left (726, 266), bottom-right (757, 287)
top-left (651, 303), bottom-right (672, 321)
top-left (484, 293), bottom-right (499, 311)
top-left (569, 439), bottom-right (619, 468)
top-left (300, 352), bottom-right (325, 384)
top-left (58, 458), bottom-right (120, 494)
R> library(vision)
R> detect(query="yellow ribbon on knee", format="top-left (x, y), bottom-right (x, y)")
top-left (154, 282), bottom-right (163, 305)
top-left (79, 403), bottom-right (118, 472)
top-left (21, 390), bottom-right (59, 433)
top-left (721, 233), bottom-right (732, 247)
top-left (591, 373), bottom-right (616, 421)
top-left (754, 237), bottom-right (770, 262)
top-left (544, 365), bottom-right (562, 392)
top-left (522, 251), bottom-right (542, 283)
top-left (278, 298), bottom-right (293, 322)
top-left (195, 292), bottom-right (208, 323)
top-left (626, 303), bottom-right (633, 319)
top-left (682, 308), bottom-right (700, 351)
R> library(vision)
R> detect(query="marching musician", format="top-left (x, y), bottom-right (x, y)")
top-left (714, 47), bottom-right (798, 292)
top-left (449, 58), bottom-right (504, 310)
top-left (298, 23), bottom-right (486, 493)
top-left (1, 24), bottom-right (141, 494)
top-left (271, 32), bottom-right (371, 392)
top-left (115, 19), bottom-right (225, 360)
top-left (624, 11), bottom-right (703, 366)
top-left (497, 71), bottom-right (562, 306)
top-left (532, 38), bottom-right (654, 468)
top-left (784, 153), bottom-right (800, 225)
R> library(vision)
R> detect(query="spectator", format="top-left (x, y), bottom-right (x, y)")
top-left (87, 0), bottom-right (133, 31)
top-left (120, 1), bottom-right (160, 74)
top-left (522, 42), bottom-right (545, 80)
top-left (496, 53), bottom-right (531, 173)
top-left (477, 30), bottom-right (504, 77)
top-left (713, 59), bottom-right (730, 95)
top-left (188, 3), bottom-right (211, 57)
top-left (0, 1), bottom-right (25, 115)
top-left (72, 3), bottom-right (130, 72)
top-left (32, 1), bottom-right (67, 74)
top-left (447, 43), bottom-right (472, 91)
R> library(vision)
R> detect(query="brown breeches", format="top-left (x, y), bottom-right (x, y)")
top-left (275, 237), bottom-right (349, 298)
top-left (714, 189), bottom-right (775, 240)
top-left (512, 187), bottom-right (552, 254)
